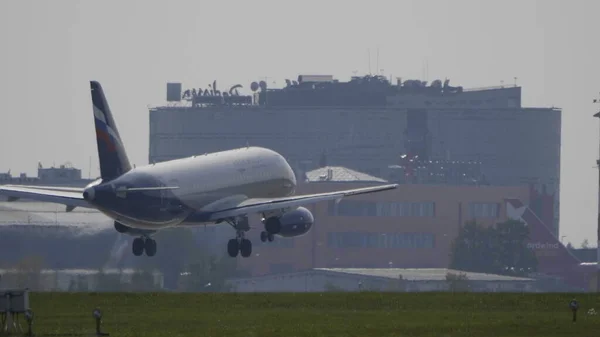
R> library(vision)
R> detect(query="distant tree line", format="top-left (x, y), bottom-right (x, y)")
top-left (567, 239), bottom-right (592, 250)
top-left (134, 227), bottom-right (239, 292)
top-left (86, 227), bottom-right (240, 292)
top-left (450, 219), bottom-right (538, 277)
top-left (0, 228), bottom-right (240, 292)
top-left (446, 272), bottom-right (470, 292)
top-left (0, 226), bottom-right (115, 269)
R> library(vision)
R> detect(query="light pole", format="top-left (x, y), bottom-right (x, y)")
top-left (593, 99), bottom-right (600, 291)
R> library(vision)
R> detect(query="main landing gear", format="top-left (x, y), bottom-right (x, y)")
top-left (260, 231), bottom-right (275, 243)
top-left (223, 215), bottom-right (282, 258)
top-left (225, 216), bottom-right (253, 258)
top-left (132, 236), bottom-right (157, 257)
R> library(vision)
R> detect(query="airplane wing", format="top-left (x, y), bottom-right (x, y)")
top-left (203, 183), bottom-right (398, 221)
top-left (3, 184), bottom-right (86, 193)
top-left (0, 185), bottom-right (93, 209)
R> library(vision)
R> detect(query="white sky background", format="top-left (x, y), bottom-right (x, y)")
top-left (0, 0), bottom-right (599, 247)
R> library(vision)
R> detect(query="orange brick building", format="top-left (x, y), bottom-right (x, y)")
top-left (238, 166), bottom-right (535, 276)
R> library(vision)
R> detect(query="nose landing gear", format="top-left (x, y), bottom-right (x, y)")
top-left (222, 215), bottom-right (283, 257)
top-left (225, 216), bottom-right (252, 258)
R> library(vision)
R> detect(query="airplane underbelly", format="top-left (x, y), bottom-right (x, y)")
top-left (97, 195), bottom-right (190, 230)
top-left (103, 209), bottom-right (186, 230)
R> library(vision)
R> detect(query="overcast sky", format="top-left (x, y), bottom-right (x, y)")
top-left (1, 0), bottom-right (599, 247)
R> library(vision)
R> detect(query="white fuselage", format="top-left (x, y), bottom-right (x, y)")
top-left (86, 147), bottom-right (297, 230)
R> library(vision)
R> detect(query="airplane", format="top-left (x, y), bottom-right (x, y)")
top-left (0, 81), bottom-right (398, 258)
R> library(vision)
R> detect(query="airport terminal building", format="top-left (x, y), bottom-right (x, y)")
top-left (234, 167), bottom-right (569, 278)
top-left (149, 75), bottom-right (561, 235)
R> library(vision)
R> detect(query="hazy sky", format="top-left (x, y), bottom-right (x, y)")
top-left (1, 0), bottom-right (599, 247)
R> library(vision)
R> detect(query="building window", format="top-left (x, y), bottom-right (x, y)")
top-left (469, 202), bottom-right (499, 218)
top-left (336, 200), bottom-right (377, 216)
top-left (334, 200), bottom-right (435, 217)
top-left (327, 231), bottom-right (435, 249)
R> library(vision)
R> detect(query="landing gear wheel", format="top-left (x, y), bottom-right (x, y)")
top-left (268, 233), bottom-right (275, 242)
top-left (225, 216), bottom-right (252, 258)
top-left (145, 239), bottom-right (157, 257)
top-left (132, 238), bottom-right (144, 256)
top-left (240, 239), bottom-right (252, 258)
top-left (227, 239), bottom-right (239, 258)
top-left (260, 231), bottom-right (268, 242)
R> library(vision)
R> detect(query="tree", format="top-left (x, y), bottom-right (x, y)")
top-left (115, 227), bottom-right (239, 292)
top-left (581, 239), bottom-right (590, 249)
top-left (450, 219), bottom-right (537, 277)
top-left (588, 273), bottom-right (598, 292)
top-left (178, 251), bottom-right (237, 292)
top-left (566, 242), bottom-right (574, 250)
top-left (324, 280), bottom-right (344, 292)
top-left (494, 219), bottom-right (538, 276)
top-left (390, 274), bottom-right (407, 292)
top-left (141, 227), bottom-right (200, 289)
top-left (67, 274), bottom-right (89, 292)
top-left (95, 268), bottom-right (124, 292)
top-left (130, 269), bottom-right (158, 291)
top-left (446, 272), bottom-right (470, 292)
top-left (450, 220), bottom-right (498, 274)
top-left (76, 274), bottom-right (89, 291)
top-left (13, 255), bottom-right (45, 290)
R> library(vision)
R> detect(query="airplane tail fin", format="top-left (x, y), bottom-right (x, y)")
top-left (90, 81), bottom-right (132, 180)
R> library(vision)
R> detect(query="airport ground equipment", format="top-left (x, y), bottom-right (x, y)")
top-left (0, 289), bottom-right (29, 335)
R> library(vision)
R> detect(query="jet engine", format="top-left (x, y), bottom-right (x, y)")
top-left (264, 207), bottom-right (314, 237)
top-left (114, 221), bottom-right (156, 236)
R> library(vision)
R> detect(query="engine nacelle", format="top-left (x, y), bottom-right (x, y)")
top-left (275, 206), bottom-right (315, 238)
top-left (114, 221), bottom-right (156, 237)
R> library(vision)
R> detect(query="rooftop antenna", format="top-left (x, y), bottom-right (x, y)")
top-left (376, 47), bottom-right (380, 76)
top-left (368, 49), bottom-right (371, 75)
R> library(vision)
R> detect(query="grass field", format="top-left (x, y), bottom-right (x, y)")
top-left (22, 292), bottom-right (600, 337)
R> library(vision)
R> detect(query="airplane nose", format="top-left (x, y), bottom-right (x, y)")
top-left (83, 186), bottom-right (95, 201)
